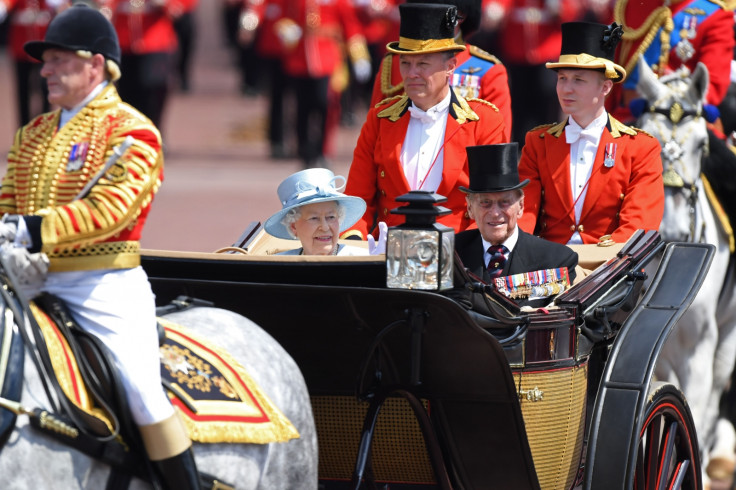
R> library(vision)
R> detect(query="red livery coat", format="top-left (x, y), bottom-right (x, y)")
top-left (518, 116), bottom-right (664, 245)
top-left (345, 89), bottom-right (508, 238)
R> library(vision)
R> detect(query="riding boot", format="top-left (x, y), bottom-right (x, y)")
top-left (150, 447), bottom-right (201, 490)
top-left (139, 413), bottom-right (201, 490)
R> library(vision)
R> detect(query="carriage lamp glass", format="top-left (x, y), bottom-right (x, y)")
top-left (386, 191), bottom-right (454, 291)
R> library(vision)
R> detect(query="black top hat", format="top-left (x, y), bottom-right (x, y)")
top-left (386, 3), bottom-right (466, 55)
top-left (545, 22), bottom-right (626, 83)
top-left (407, 0), bottom-right (481, 38)
top-left (459, 143), bottom-right (529, 194)
top-left (24, 4), bottom-right (121, 66)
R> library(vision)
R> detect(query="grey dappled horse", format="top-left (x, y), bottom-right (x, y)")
top-left (636, 57), bottom-right (736, 478)
top-left (0, 305), bottom-right (318, 489)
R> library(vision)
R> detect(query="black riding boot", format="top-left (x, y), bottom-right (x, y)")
top-left (151, 448), bottom-right (201, 490)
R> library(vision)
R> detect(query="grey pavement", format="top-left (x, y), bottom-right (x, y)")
top-left (0, 0), bottom-right (365, 253)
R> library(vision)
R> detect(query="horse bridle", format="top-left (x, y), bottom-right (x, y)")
top-left (644, 99), bottom-right (707, 244)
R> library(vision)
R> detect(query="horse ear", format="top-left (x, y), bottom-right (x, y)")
top-left (689, 62), bottom-right (710, 104)
top-left (636, 56), bottom-right (662, 101)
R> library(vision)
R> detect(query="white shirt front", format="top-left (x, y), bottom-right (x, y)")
top-left (566, 111), bottom-right (607, 244)
top-left (400, 90), bottom-right (451, 191)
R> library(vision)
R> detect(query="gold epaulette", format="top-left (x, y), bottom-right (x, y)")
top-left (451, 92), bottom-right (481, 123)
top-left (609, 115), bottom-right (639, 137)
top-left (706, 0), bottom-right (730, 10)
top-left (379, 54), bottom-right (404, 97)
top-left (374, 94), bottom-right (404, 109)
top-left (339, 229), bottom-right (364, 240)
top-left (631, 127), bottom-right (656, 138)
top-left (377, 95), bottom-right (409, 121)
top-left (530, 123), bottom-right (556, 133)
top-left (464, 97), bottom-right (499, 112)
top-left (528, 122), bottom-right (561, 138)
top-left (468, 45), bottom-right (502, 65)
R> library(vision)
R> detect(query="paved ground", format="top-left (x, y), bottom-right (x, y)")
top-left (0, 0), bottom-right (365, 253)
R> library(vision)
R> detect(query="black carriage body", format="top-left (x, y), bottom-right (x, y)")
top-left (141, 230), bottom-right (711, 490)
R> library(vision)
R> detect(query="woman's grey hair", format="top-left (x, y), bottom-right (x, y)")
top-left (280, 200), bottom-right (346, 239)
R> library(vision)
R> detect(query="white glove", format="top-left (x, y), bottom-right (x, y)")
top-left (368, 222), bottom-right (388, 255)
top-left (0, 244), bottom-right (49, 299)
top-left (353, 58), bottom-right (373, 84)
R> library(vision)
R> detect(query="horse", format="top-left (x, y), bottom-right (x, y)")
top-left (635, 57), bottom-right (736, 481)
top-left (0, 291), bottom-right (319, 489)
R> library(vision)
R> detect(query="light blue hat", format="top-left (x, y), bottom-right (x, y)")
top-left (264, 168), bottom-right (367, 240)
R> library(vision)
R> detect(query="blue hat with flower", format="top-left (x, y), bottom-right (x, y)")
top-left (264, 168), bottom-right (367, 240)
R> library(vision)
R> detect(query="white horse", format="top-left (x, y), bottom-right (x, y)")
top-left (636, 57), bottom-right (736, 481)
top-left (0, 302), bottom-right (319, 489)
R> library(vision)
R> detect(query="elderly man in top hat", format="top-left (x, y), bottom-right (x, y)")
top-left (517, 21), bottom-right (664, 246)
top-left (344, 2), bottom-right (507, 241)
top-left (456, 143), bottom-right (578, 294)
top-left (0, 5), bottom-right (200, 489)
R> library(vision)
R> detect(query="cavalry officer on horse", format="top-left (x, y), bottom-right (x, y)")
top-left (0, 4), bottom-right (201, 489)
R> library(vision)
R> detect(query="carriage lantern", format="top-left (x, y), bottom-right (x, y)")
top-left (385, 190), bottom-right (454, 291)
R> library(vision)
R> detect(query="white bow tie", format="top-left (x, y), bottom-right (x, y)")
top-left (408, 105), bottom-right (442, 125)
top-left (565, 124), bottom-right (598, 144)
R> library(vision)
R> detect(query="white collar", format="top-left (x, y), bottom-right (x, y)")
top-left (481, 225), bottom-right (519, 254)
top-left (59, 81), bottom-right (108, 129)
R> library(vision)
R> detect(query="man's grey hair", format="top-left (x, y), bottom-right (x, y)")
top-left (280, 200), bottom-right (346, 239)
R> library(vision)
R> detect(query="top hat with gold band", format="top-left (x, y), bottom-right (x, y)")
top-left (386, 3), bottom-right (466, 55)
top-left (546, 22), bottom-right (627, 83)
top-left (459, 143), bottom-right (529, 194)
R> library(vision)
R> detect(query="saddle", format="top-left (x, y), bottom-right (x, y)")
top-left (0, 293), bottom-right (235, 489)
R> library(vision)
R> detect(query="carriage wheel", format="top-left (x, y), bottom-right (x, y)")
top-left (634, 382), bottom-right (702, 490)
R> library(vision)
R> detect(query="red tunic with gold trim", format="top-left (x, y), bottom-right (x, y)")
top-left (99, 0), bottom-right (179, 54)
top-left (608, 0), bottom-right (734, 120)
top-left (0, 84), bottom-right (163, 272)
top-left (345, 90), bottom-right (507, 239)
top-left (4, 0), bottom-right (63, 62)
top-left (369, 43), bottom-right (513, 141)
top-left (279, 0), bottom-right (368, 78)
top-left (242, 0), bottom-right (286, 60)
top-left (517, 116), bottom-right (664, 245)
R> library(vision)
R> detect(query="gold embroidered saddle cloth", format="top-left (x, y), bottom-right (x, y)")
top-left (29, 302), bottom-right (299, 445)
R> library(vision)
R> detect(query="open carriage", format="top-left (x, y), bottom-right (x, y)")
top-left (140, 223), bottom-right (713, 490)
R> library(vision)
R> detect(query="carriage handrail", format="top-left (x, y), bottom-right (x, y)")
top-left (584, 241), bottom-right (714, 489)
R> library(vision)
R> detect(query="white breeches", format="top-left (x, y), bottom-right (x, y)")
top-left (42, 266), bottom-right (174, 426)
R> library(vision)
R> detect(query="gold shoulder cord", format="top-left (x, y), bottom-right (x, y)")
top-left (380, 55), bottom-right (404, 97)
top-left (614, 0), bottom-right (674, 77)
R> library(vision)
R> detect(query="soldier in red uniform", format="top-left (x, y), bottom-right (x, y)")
top-left (607, 0), bottom-right (735, 123)
top-left (0, 0), bottom-right (66, 125)
top-left (277, 0), bottom-right (372, 169)
top-left (345, 3), bottom-right (508, 239)
top-left (239, 0), bottom-right (291, 158)
top-left (370, 0), bottom-right (513, 142)
top-left (517, 21), bottom-right (664, 245)
top-left (98, 0), bottom-right (180, 128)
top-left (481, 0), bottom-right (584, 145)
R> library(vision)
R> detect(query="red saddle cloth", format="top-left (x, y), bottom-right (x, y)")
top-left (30, 303), bottom-right (298, 445)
